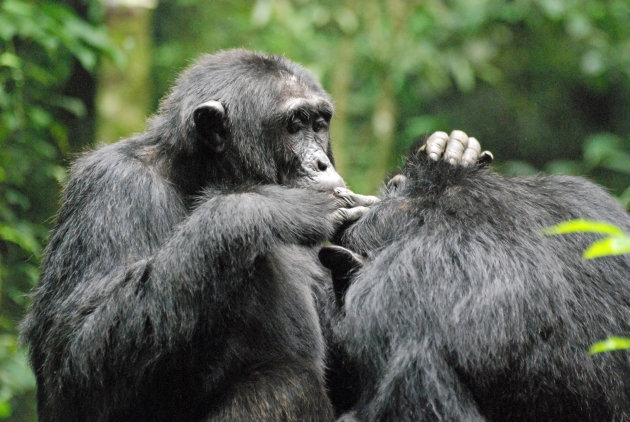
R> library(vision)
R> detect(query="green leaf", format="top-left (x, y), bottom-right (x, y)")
top-left (29, 106), bottom-right (53, 128)
top-left (403, 115), bottom-right (445, 141)
top-left (3, 0), bottom-right (34, 16)
top-left (65, 42), bottom-right (97, 70)
top-left (583, 134), bottom-right (630, 174)
top-left (543, 219), bottom-right (625, 236)
top-left (53, 95), bottom-right (86, 118)
top-left (499, 160), bottom-right (539, 177)
top-left (543, 159), bottom-right (584, 176)
top-left (584, 133), bottom-right (620, 165)
top-left (0, 15), bottom-right (17, 40)
top-left (620, 186), bottom-right (630, 210)
top-left (46, 164), bottom-right (67, 185)
top-left (251, 0), bottom-right (273, 27)
top-left (0, 53), bottom-right (20, 69)
top-left (448, 54), bottom-right (475, 92)
top-left (0, 348), bottom-right (36, 392)
top-left (583, 236), bottom-right (630, 259)
top-left (589, 336), bottom-right (630, 354)
top-left (0, 224), bottom-right (40, 255)
top-left (581, 50), bottom-right (606, 76)
top-left (0, 400), bottom-right (11, 418)
top-left (334, 7), bottom-right (359, 35)
top-left (539, 0), bottom-right (567, 20)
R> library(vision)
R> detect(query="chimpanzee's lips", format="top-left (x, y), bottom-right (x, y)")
top-left (309, 174), bottom-right (346, 192)
top-left (292, 172), bottom-right (346, 192)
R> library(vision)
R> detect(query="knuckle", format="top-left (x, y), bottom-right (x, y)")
top-left (467, 137), bottom-right (481, 152)
top-left (462, 153), bottom-right (477, 164)
top-left (333, 187), bottom-right (351, 197)
top-left (447, 143), bottom-right (466, 154)
top-left (337, 208), bottom-right (349, 219)
top-left (354, 194), bottom-right (380, 206)
top-left (449, 130), bottom-right (469, 148)
top-left (426, 143), bottom-right (444, 154)
top-left (427, 132), bottom-right (447, 146)
top-left (450, 129), bottom-right (468, 139)
top-left (347, 207), bottom-right (367, 222)
top-left (427, 131), bottom-right (449, 145)
top-left (428, 135), bottom-right (447, 148)
top-left (429, 131), bottom-right (448, 138)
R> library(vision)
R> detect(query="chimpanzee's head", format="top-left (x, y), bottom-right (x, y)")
top-left (153, 49), bottom-right (345, 192)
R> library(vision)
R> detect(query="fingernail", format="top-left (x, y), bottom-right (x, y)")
top-left (429, 153), bottom-right (439, 161)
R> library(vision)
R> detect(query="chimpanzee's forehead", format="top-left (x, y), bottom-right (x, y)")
top-left (279, 76), bottom-right (330, 111)
top-left (281, 96), bottom-right (333, 116)
top-left (282, 72), bottom-right (329, 96)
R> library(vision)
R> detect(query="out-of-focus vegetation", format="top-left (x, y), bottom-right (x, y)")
top-left (1, 1), bottom-right (629, 420)
top-left (545, 219), bottom-right (630, 354)
top-left (0, 0), bottom-right (119, 419)
top-left (545, 219), bottom-right (630, 259)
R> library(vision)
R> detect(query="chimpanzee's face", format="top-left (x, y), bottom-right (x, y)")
top-left (190, 52), bottom-right (345, 191)
top-left (277, 88), bottom-right (345, 191)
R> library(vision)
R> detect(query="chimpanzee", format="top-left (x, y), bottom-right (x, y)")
top-left (320, 131), bottom-right (630, 421)
top-left (21, 49), bottom-right (397, 422)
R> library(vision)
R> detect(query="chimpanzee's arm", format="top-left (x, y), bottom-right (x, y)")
top-left (22, 147), bottom-right (337, 406)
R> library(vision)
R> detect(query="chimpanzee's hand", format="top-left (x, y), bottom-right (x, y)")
top-left (386, 130), bottom-right (493, 190)
top-left (330, 187), bottom-right (380, 234)
top-left (422, 130), bottom-right (493, 167)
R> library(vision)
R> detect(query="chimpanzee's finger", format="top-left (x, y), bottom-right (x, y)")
top-left (334, 206), bottom-right (370, 226)
top-left (333, 187), bottom-right (380, 207)
top-left (461, 136), bottom-right (481, 167)
top-left (479, 150), bottom-right (494, 166)
top-left (425, 131), bottom-right (449, 161)
top-left (444, 130), bottom-right (469, 165)
top-left (387, 174), bottom-right (407, 189)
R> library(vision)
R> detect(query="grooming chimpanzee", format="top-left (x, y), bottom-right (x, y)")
top-left (22, 49), bottom-right (394, 422)
top-left (321, 131), bottom-right (630, 421)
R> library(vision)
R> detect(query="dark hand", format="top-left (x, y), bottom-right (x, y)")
top-left (330, 187), bottom-right (380, 234)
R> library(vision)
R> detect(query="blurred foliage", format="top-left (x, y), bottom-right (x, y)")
top-left (545, 219), bottom-right (630, 259)
top-left (0, 0), bottom-right (118, 419)
top-left (95, 6), bottom-right (153, 143)
top-left (2, 0), bottom-right (630, 419)
top-left (545, 219), bottom-right (630, 354)
top-left (590, 335), bottom-right (630, 354)
top-left (504, 133), bottom-right (630, 209)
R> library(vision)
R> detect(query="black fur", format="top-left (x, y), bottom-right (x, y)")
top-left (322, 150), bottom-right (630, 421)
top-left (22, 50), bottom-right (340, 422)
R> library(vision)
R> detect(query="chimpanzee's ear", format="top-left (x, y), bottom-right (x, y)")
top-left (319, 245), bottom-right (364, 308)
top-left (193, 100), bottom-right (228, 152)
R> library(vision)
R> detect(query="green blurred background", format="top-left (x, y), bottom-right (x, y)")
top-left (1, 0), bottom-right (630, 419)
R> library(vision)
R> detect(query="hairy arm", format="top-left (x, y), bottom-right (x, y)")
top-left (23, 148), bottom-right (336, 407)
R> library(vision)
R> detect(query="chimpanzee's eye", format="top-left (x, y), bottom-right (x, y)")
top-left (288, 118), bottom-right (302, 134)
top-left (313, 118), bottom-right (327, 132)
top-left (288, 109), bottom-right (310, 134)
